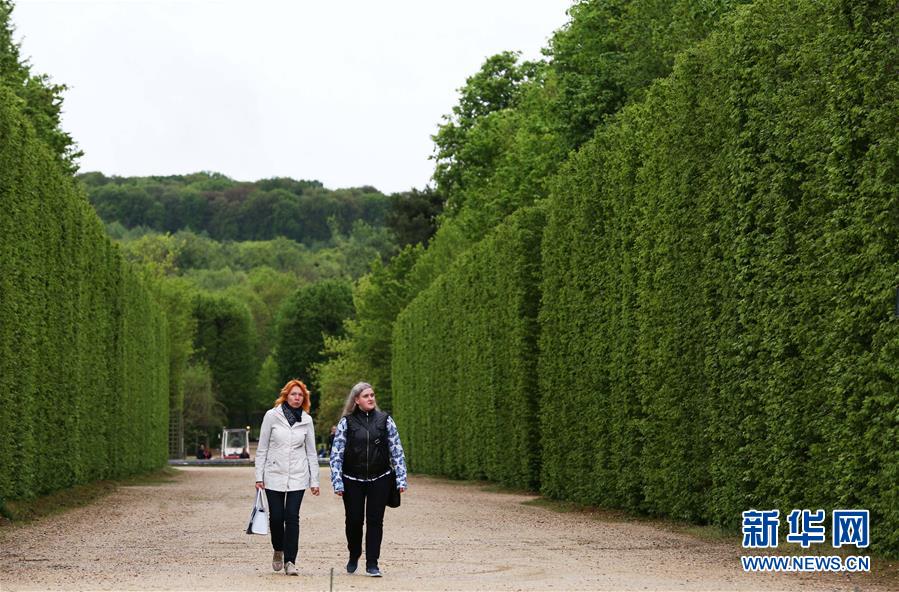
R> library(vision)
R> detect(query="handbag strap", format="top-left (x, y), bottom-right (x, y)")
top-left (255, 488), bottom-right (266, 511)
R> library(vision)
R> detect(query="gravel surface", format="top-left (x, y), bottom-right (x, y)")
top-left (0, 466), bottom-right (885, 591)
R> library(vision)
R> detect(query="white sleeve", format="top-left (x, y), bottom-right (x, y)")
top-left (254, 410), bottom-right (273, 483)
top-left (305, 417), bottom-right (320, 488)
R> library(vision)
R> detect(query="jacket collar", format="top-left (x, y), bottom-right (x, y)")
top-left (349, 407), bottom-right (384, 425)
top-left (274, 405), bottom-right (308, 427)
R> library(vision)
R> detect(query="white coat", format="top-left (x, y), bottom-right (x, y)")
top-left (255, 406), bottom-right (320, 492)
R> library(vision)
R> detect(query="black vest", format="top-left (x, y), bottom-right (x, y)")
top-left (343, 409), bottom-right (390, 480)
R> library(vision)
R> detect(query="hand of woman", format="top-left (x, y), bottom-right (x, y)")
top-left (310, 487), bottom-right (320, 496)
top-left (336, 491), bottom-right (343, 497)
top-left (399, 487), bottom-right (406, 493)
top-left (255, 481), bottom-right (265, 490)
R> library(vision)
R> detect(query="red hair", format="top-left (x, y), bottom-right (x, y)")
top-left (274, 379), bottom-right (311, 413)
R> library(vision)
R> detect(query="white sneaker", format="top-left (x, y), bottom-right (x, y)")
top-left (285, 561), bottom-right (298, 576)
top-left (272, 551), bottom-right (283, 572)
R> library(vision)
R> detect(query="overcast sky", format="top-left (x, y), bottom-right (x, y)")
top-left (11, 1), bottom-right (571, 194)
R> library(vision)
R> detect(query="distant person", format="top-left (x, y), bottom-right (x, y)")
top-left (239, 447), bottom-right (250, 459)
top-left (330, 382), bottom-right (407, 577)
top-left (196, 444), bottom-right (211, 460)
top-left (255, 379), bottom-right (320, 576)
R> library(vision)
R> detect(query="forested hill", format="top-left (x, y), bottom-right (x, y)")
top-left (79, 171), bottom-right (398, 246)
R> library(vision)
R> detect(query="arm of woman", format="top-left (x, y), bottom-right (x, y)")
top-left (328, 417), bottom-right (348, 495)
top-left (386, 416), bottom-right (408, 492)
top-left (305, 416), bottom-right (320, 494)
top-left (255, 410), bottom-right (273, 489)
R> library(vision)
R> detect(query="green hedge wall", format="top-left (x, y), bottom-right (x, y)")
top-left (541, 0), bottom-right (897, 554)
top-left (0, 84), bottom-right (169, 506)
top-left (392, 206), bottom-right (545, 489)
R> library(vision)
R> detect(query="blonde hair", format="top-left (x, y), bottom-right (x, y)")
top-left (274, 379), bottom-right (311, 413)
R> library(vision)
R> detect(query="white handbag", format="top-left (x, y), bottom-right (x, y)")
top-left (246, 489), bottom-right (269, 535)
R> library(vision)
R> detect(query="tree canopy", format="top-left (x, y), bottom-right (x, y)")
top-left (274, 279), bottom-right (355, 414)
top-left (0, 0), bottom-right (81, 172)
top-left (81, 172), bottom-right (391, 245)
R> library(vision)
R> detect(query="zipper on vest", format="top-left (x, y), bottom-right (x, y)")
top-left (365, 412), bottom-right (370, 479)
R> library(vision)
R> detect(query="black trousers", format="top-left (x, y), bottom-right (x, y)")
top-left (342, 474), bottom-right (391, 568)
top-left (265, 489), bottom-right (305, 564)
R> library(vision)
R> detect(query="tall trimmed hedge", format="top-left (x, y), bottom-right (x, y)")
top-left (540, 0), bottom-right (897, 554)
top-left (393, 206), bottom-right (544, 489)
top-left (193, 292), bottom-right (257, 426)
top-left (389, 0), bottom-right (896, 557)
top-left (0, 85), bottom-right (169, 506)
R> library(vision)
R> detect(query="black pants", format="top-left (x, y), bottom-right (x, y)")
top-left (265, 489), bottom-right (305, 564)
top-left (343, 474), bottom-right (391, 568)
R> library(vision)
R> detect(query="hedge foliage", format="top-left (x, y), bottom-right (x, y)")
top-left (0, 84), bottom-right (169, 505)
top-left (391, 0), bottom-right (897, 556)
top-left (393, 206), bottom-right (544, 489)
top-left (540, 0), bottom-right (897, 553)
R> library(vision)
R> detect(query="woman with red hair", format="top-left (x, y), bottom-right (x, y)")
top-left (255, 379), bottom-right (321, 576)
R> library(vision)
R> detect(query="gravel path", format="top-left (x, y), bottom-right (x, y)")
top-left (0, 466), bottom-right (885, 591)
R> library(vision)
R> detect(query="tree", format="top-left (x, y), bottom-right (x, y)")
top-left (274, 280), bottom-right (354, 413)
top-left (118, 232), bottom-right (185, 276)
top-left (0, 0), bottom-right (81, 172)
top-left (192, 292), bottom-right (258, 426)
top-left (241, 266), bottom-right (301, 361)
top-left (330, 219), bottom-right (397, 279)
top-left (312, 335), bottom-right (367, 438)
top-left (81, 171), bottom-right (392, 245)
top-left (182, 362), bottom-right (226, 450)
top-left (313, 244), bottom-right (423, 415)
top-left (386, 187), bottom-right (444, 248)
top-left (256, 354), bottom-right (280, 410)
top-left (432, 51), bottom-right (541, 211)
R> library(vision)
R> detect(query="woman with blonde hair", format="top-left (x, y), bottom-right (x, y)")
top-left (329, 381), bottom-right (407, 577)
top-left (255, 379), bottom-right (320, 576)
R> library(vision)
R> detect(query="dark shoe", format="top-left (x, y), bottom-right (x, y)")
top-left (346, 558), bottom-right (358, 574)
top-left (365, 566), bottom-right (382, 577)
top-left (272, 550), bottom-right (284, 572)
